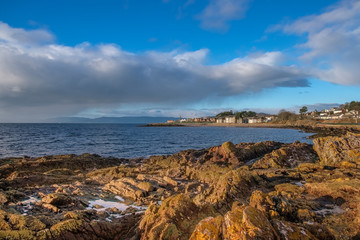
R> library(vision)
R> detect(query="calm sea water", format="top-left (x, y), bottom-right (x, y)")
top-left (0, 124), bottom-right (313, 159)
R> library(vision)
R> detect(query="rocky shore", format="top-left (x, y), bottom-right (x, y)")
top-left (0, 132), bottom-right (360, 239)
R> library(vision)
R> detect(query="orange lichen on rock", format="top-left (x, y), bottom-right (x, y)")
top-left (313, 132), bottom-right (360, 167)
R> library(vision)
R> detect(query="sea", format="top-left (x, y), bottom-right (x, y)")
top-left (0, 123), bottom-right (314, 159)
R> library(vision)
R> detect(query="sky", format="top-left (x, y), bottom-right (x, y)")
top-left (0, 0), bottom-right (360, 122)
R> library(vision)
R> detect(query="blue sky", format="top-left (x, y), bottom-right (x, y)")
top-left (0, 0), bottom-right (359, 121)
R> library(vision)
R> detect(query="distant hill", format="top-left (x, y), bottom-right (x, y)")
top-left (46, 116), bottom-right (178, 124)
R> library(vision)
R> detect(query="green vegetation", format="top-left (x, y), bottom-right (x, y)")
top-left (216, 111), bottom-right (233, 118)
top-left (216, 110), bottom-right (257, 119)
top-left (342, 101), bottom-right (360, 111)
top-left (299, 106), bottom-right (308, 114)
top-left (235, 111), bottom-right (256, 119)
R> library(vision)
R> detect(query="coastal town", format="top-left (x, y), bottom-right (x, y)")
top-left (168, 101), bottom-right (360, 124)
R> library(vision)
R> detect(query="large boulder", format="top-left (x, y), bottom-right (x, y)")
top-left (189, 216), bottom-right (223, 240)
top-left (313, 132), bottom-right (360, 167)
top-left (204, 141), bottom-right (282, 166)
top-left (138, 194), bottom-right (215, 240)
top-left (204, 168), bottom-right (262, 208)
top-left (222, 205), bottom-right (278, 240)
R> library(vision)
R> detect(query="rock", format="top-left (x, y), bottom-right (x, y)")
top-left (296, 163), bottom-right (321, 173)
top-left (163, 176), bottom-right (178, 186)
top-left (252, 142), bottom-right (317, 169)
top-left (185, 182), bottom-right (200, 194)
top-left (42, 203), bottom-right (60, 212)
top-left (313, 132), bottom-right (360, 167)
top-left (189, 216), bottom-right (223, 240)
top-left (0, 191), bottom-right (8, 204)
top-left (138, 194), bottom-right (215, 240)
top-left (274, 183), bottom-right (304, 198)
top-left (204, 141), bottom-right (238, 165)
top-left (222, 205), bottom-right (278, 240)
top-left (249, 190), bottom-right (275, 215)
top-left (0, 230), bottom-right (36, 240)
top-left (8, 214), bottom-right (46, 231)
top-left (304, 178), bottom-right (360, 238)
top-left (271, 219), bottom-right (316, 240)
top-left (96, 211), bottom-right (109, 219)
top-left (303, 222), bottom-right (335, 240)
top-left (296, 209), bottom-right (315, 221)
top-left (204, 168), bottom-right (262, 208)
top-left (204, 141), bottom-right (282, 166)
top-left (92, 204), bottom-right (104, 209)
top-left (103, 177), bottom-right (145, 200)
top-left (0, 219), bottom-right (11, 230)
top-left (42, 193), bottom-right (74, 207)
top-left (138, 181), bottom-right (155, 192)
top-left (49, 214), bottom-right (142, 240)
top-left (106, 207), bottom-right (122, 214)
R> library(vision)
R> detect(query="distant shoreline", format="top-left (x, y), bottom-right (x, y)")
top-left (144, 122), bottom-right (360, 138)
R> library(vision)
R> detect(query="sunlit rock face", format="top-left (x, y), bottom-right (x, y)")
top-left (313, 132), bottom-right (360, 167)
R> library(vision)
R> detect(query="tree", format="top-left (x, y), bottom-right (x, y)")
top-left (216, 110), bottom-right (233, 118)
top-left (299, 106), bottom-right (308, 115)
top-left (277, 110), bottom-right (298, 122)
top-left (348, 101), bottom-right (360, 123)
top-left (236, 111), bottom-right (256, 119)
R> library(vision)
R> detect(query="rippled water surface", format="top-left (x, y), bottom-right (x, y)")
top-left (0, 124), bottom-right (313, 158)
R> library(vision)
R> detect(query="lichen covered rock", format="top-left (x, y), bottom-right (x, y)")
top-left (189, 216), bottom-right (223, 240)
top-left (252, 142), bottom-right (317, 169)
top-left (313, 132), bottom-right (360, 167)
top-left (139, 193), bottom-right (215, 240)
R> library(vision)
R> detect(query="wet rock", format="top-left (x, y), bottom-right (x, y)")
top-left (92, 204), bottom-right (104, 209)
top-left (313, 132), bottom-right (360, 167)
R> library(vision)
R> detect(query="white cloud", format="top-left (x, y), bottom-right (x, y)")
top-left (197, 0), bottom-right (250, 31)
top-left (0, 21), bottom-right (54, 45)
top-left (277, 0), bottom-right (360, 85)
top-left (0, 21), bottom-right (308, 121)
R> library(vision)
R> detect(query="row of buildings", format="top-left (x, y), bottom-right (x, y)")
top-left (166, 106), bottom-right (359, 124)
top-left (167, 115), bottom-right (274, 124)
top-left (215, 115), bottom-right (274, 124)
top-left (309, 108), bottom-right (359, 120)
